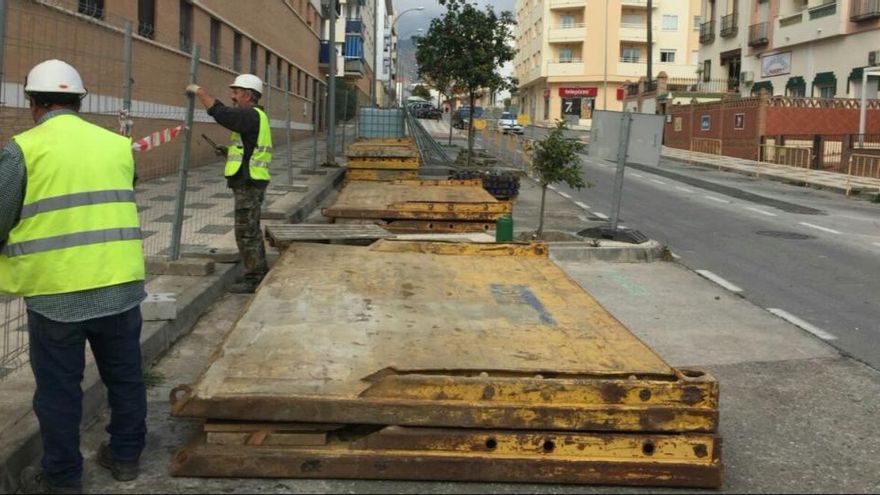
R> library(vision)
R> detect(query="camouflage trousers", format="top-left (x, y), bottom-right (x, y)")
top-left (232, 185), bottom-right (268, 281)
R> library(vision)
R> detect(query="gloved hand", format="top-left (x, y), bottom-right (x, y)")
top-left (185, 84), bottom-right (202, 95)
top-left (214, 145), bottom-right (228, 157)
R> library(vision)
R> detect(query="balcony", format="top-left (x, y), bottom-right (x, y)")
top-left (548, 24), bottom-right (587, 43)
top-left (549, 0), bottom-right (586, 9)
top-left (619, 23), bottom-right (650, 42)
top-left (720, 12), bottom-right (738, 38)
top-left (778, 12), bottom-right (803, 27)
top-left (344, 58), bottom-right (365, 77)
top-left (547, 59), bottom-right (585, 76)
top-left (345, 18), bottom-right (363, 34)
top-left (699, 21), bottom-right (715, 44)
top-left (748, 22), bottom-right (769, 46)
top-left (808, 1), bottom-right (837, 20)
top-left (620, 0), bottom-right (659, 7)
top-left (851, 0), bottom-right (880, 21)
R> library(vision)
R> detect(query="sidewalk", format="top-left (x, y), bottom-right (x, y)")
top-left (0, 137), bottom-right (345, 494)
top-left (662, 146), bottom-right (880, 198)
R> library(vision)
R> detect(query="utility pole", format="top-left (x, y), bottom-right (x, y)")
top-left (646, 0), bottom-right (653, 85)
top-left (372, 0), bottom-right (379, 106)
top-left (327, 0), bottom-right (337, 164)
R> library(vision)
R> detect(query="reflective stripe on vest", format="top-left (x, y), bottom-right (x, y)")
top-left (224, 107), bottom-right (272, 181)
top-left (0, 114), bottom-right (145, 297)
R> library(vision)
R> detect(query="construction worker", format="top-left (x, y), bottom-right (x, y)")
top-left (187, 74), bottom-right (271, 294)
top-left (0, 60), bottom-right (147, 493)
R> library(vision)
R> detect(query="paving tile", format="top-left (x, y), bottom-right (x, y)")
top-left (197, 224), bottom-right (234, 235)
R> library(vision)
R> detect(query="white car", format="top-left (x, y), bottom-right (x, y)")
top-left (498, 112), bottom-right (524, 135)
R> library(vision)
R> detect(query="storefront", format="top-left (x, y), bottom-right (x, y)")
top-left (558, 87), bottom-right (598, 126)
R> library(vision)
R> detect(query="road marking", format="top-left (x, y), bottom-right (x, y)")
top-left (874, 242), bottom-right (880, 248)
top-left (676, 186), bottom-right (695, 193)
top-left (548, 185), bottom-right (558, 191)
top-left (593, 212), bottom-right (609, 220)
top-left (559, 191), bottom-right (572, 199)
top-left (799, 222), bottom-right (841, 235)
top-left (630, 172), bottom-right (645, 178)
top-left (704, 195), bottom-right (731, 204)
top-left (575, 201), bottom-right (591, 210)
top-left (695, 270), bottom-right (743, 293)
top-left (670, 252), bottom-right (681, 260)
top-left (767, 308), bottom-right (837, 341)
top-left (744, 206), bottom-right (777, 217)
top-left (650, 179), bottom-right (668, 185)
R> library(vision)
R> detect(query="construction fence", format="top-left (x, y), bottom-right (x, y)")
top-left (0, 0), bottom-right (327, 378)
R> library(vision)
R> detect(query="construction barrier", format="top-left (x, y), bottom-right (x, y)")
top-left (758, 144), bottom-right (813, 182)
top-left (845, 154), bottom-right (880, 197)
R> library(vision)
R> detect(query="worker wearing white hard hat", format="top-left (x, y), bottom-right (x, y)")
top-left (2, 59), bottom-right (148, 493)
top-left (187, 75), bottom-right (272, 294)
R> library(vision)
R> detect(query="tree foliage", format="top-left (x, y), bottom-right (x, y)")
top-left (532, 121), bottom-right (590, 237)
top-left (411, 85), bottom-right (432, 99)
top-left (415, 0), bottom-right (517, 166)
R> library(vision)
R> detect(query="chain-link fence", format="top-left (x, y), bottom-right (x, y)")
top-left (0, 0), bottom-right (324, 378)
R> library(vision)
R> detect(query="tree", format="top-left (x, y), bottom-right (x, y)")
top-left (415, 0), bottom-right (517, 167)
top-left (532, 121), bottom-right (590, 239)
top-left (411, 85), bottom-right (432, 100)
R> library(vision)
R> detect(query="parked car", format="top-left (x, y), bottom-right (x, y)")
top-left (420, 107), bottom-right (443, 120)
top-left (497, 112), bottom-right (524, 135)
top-left (452, 106), bottom-right (484, 129)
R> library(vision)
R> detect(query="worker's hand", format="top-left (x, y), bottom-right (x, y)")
top-left (185, 84), bottom-right (202, 95)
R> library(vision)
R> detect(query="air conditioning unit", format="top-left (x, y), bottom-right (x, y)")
top-left (869, 50), bottom-right (880, 66)
top-left (741, 71), bottom-right (755, 84)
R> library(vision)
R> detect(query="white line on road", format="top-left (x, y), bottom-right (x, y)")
top-left (744, 206), bottom-right (777, 217)
top-left (799, 222), bottom-right (842, 235)
top-left (559, 192), bottom-right (572, 199)
top-left (695, 270), bottom-right (743, 293)
top-left (575, 201), bottom-right (591, 210)
top-left (548, 185), bottom-right (558, 191)
top-left (767, 308), bottom-right (837, 341)
top-left (704, 195), bottom-right (731, 204)
top-left (630, 172), bottom-right (645, 178)
top-left (593, 212), bottom-right (609, 220)
top-left (675, 186), bottom-right (695, 193)
top-left (670, 252), bottom-right (681, 260)
top-left (650, 179), bottom-right (668, 185)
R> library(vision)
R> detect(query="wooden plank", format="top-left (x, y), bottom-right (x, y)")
top-left (265, 224), bottom-right (392, 249)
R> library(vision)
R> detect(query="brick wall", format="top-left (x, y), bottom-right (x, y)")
top-left (664, 97), bottom-right (764, 160)
top-left (765, 106), bottom-right (880, 135)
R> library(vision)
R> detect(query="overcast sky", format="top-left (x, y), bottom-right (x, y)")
top-left (392, 0), bottom-right (516, 36)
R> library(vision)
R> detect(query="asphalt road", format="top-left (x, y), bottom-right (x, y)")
top-left (543, 149), bottom-right (880, 370)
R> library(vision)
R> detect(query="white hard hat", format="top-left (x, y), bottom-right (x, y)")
top-left (230, 74), bottom-right (263, 96)
top-left (24, 59), bottom-right (87, 96)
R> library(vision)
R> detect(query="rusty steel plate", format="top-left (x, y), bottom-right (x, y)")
top-left (171, 240), bottom-right (718, 433)
top-left (170, 426), bottom-right (722, 487)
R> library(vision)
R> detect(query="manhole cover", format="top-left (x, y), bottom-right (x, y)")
top-left (756, 231), bottom-right (815, 240)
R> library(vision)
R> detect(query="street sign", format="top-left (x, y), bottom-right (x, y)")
top-left (589, 110), bottom-right (665, 167)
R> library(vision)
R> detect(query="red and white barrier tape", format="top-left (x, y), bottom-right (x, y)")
top-left (131, 125), bottom-right (184, 153)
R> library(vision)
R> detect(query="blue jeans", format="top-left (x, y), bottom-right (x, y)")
top-left (27, 306), bottom-right (147, 488)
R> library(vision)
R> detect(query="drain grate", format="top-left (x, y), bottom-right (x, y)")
top-left (756, 231), bottom-right (815, 240)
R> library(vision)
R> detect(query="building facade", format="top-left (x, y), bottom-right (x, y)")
top-left (321, 0), bottom-right (377, 104)
top-left (698, 0), bottom-right (880, 99)
top-left (1, 0), bottom-right (325, 179)
top-left (514, 0), bottom-right (702, 126)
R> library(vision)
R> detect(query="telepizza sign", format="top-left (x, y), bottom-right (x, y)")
top-left (559, 87), bottom-right (598, 98)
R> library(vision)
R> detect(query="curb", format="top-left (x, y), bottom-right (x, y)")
top-left (548, 240), bottom-right (668, 263)
top-left (287, 167), bottom-right (345, 224)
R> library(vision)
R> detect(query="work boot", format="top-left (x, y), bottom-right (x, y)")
top-left (227, 279), bottom-right (260, 294)
top-left (96, 442), bottom-right (139, 482)
top-left (19, 466), bottom-right (82, 494)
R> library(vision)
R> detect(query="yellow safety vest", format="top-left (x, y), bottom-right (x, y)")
top-left (224, 107), bottom-right (272, 182)
top-left (0, 114), bottom-right (145, 297)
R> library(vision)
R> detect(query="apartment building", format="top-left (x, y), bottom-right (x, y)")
top-left (514, 0), bottom-right (701, 126)
top-left (320, 0), bottom-right (377, 104)
top-left (698, 0), bottom-right (880, 98)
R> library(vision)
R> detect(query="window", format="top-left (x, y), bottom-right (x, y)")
top-left (621, 48), bottom-right (640, 63)
top-left (660, 49), bottom-right (676, 63)
top-left (297, 69), bottom-right (303, 95)
top-left (250, 42), bottom-right (258, 74)
top-left (622, 13), bottom-right (642, 26)
top-left (817, 85), bottom-right (835, 98)
top-left (265, 49), bottom-right (272, 83)
top-left (560, 15), bottom-right (575, 28)
top-left (787, 85), bottom-right (806, 97)
top-left (277, 58), bottom-right (283, 87)
top-left (662, 15), bottom-right (679, 31)
top-left (233, 32), bottom-right (243, 72)
top-left (179, 0), bottom-right (193, 53)
top-left (559, 48), bottom-right (573, 62)
top-left (691, 50), bottom-right (699, 65)
top-left (702, 60), bottom-right (712, 82)
top-left (693, 15), bottom-right (701, 31)
top-left (210, 18), bottom-right (221, 64)
top-left (78, 0), bottom-right (103, 19)
top-left (137, 0), bottom-right (155, 38)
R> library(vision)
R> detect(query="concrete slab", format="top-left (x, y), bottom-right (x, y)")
top-left (146, 258), bottom-right (215, 276)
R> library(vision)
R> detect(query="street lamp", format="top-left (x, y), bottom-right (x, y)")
top-left (389, 7), bottom-right (425, 106)
top-left (859, 68), bottom-right (880, 147)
